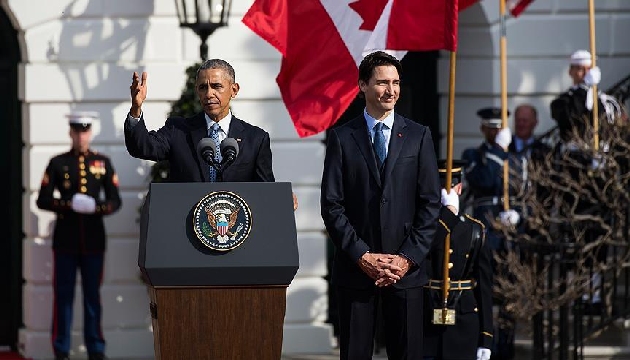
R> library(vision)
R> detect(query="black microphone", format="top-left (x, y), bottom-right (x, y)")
top-left (197, 138), bottom-right (218, 167)
top-left (220, 138), bottom-right (239, 168)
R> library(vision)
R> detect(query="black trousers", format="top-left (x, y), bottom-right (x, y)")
top-left (336, 286), bottom-right (424, 360)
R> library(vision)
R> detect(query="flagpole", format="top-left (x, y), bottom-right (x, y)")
top-left (446, 51), bottom-right (456, 191)
top-left (440, 50), bottom-right (457, 324)
top-left (588, 0), bottom-right (599, 151)
top-left (500, 0), bottom-right (509, 211)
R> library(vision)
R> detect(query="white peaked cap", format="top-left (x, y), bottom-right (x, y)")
top-left (570, 50), bottom-right (593, 67)
top-left (66, 111), bottom-right (99, 125)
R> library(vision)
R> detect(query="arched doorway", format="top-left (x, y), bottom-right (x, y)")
top-left (0, 6), bottom-right (23, 350)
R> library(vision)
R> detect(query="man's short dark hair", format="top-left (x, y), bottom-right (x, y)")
top-left (196, 59), bottom-right (236, 83)
top-left (358, 51), bottom-right (403, 85)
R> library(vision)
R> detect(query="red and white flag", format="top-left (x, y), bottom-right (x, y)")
top-left (243, 0), bottom-right (458, 138)
top-left (508, 0), bottom-right (534, 17)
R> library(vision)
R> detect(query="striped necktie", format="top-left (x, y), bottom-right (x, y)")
top-left (208, 123), bottom-right (222, 182)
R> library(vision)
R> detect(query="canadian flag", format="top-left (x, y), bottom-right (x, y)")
top-left (243, 0), bottom-right (458, 138)
top-left (508, 0), bottom-right (534, 17)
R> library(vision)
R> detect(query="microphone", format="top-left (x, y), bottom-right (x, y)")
top-left (197, 138), bottom-right (218, 167)
top-left (220, 138), bottom-right (239, 168)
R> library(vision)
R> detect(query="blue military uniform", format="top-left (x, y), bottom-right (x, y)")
top-left (461, 107), bottom-right (516, 360)
top-left (461, 107), bottom-right (510, 252)
top-left (36, 113), bottom-right (121, 360)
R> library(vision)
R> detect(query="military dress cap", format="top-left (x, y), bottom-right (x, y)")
top-left (66, 111), bottom-right (98, 131)
top-left (570, 49), bottom-right (593, 67)
top-left (477, 107), bottom-right (509, 129)
top-left (438, 159), bottom-right (467, 187)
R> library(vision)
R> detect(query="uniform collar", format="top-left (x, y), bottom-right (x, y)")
top-left (71, 148), bottom-right (92, 156)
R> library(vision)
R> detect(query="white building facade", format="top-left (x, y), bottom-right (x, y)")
top-left (0, 0), bottom-right (627, 359)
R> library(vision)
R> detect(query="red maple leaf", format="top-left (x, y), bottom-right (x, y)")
top-left (348, 0), bottom-right (388, 31)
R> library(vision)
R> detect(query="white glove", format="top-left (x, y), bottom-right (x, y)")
top-left (584, 65), bottom-right (601, 86)
top-left (495, 128), bottom-right (512, 149)
top-left (441, 188), bottom-right (459, 213)
top-left (477, 347), bottom-right (491, 360)
top-left (591, 154), bottom-right (605, 170)
top-left (499, 209), bottom-right (520, 226)
top-left (71, 193), bottom-right (96, 214)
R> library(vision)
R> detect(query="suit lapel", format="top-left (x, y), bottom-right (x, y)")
top-left (350, 116), bottom-right (381, 187)
top-left (190, 112), bottom-right (209, 182)
top-left (382, 114), bottom-right (408, 184)
top-left (227, 115), bottom-right (245, 142)
top-left (222, 116), bottom-right (246, 179)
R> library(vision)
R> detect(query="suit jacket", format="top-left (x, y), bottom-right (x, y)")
top-left (321, 113), bottom-right (441, 289)
top-left (124, 112), bottom-right (274, 182)
top-left (423, 207), bottom-right (493, 358)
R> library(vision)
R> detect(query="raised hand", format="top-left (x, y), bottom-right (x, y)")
top-left (129, 71), bottom-right (148, 118)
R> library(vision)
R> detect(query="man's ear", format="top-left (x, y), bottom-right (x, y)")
top-left (231, 82), bottom-right (240, 98)
top-left (358, 80), bottom-right (367, 92)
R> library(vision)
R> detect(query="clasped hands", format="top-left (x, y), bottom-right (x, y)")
top-left (358, 252), bottom-right (412, 287)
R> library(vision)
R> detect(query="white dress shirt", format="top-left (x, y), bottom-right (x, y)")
top-left (206, 111), bottom-right (232, 143)
top-left (364, 108), bottom-right (395, 157)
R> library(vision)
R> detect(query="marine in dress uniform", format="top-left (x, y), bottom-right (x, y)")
top-left (423, 160), bottom-right (494, 360)
top-left (36, 112), bottom-right (121, 360)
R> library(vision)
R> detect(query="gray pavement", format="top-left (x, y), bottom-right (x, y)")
top-left (280, 348), bottom-right (531, 360)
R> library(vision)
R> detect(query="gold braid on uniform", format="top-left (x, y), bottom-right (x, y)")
top-left (463, 214), bottom-right (486, 244)
top-left (438, 219), bottom-right (451, 232)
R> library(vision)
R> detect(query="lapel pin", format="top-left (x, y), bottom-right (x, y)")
top-left (236, 138), bottom-right (242, 142)
top-left (397, 133), bottom-right (403, 138)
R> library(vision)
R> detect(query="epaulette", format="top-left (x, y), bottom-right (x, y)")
top-left (463, 214), bottom-right (484, 230)
top-left (438, 219), bottom-right (451, 233)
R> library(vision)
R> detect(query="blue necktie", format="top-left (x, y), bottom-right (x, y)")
top-left (373, 122), bottom-right (387, 168)
top-left (208, 123), bottom-right (222, 182)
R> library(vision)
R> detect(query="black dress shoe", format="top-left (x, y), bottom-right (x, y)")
top-left (55, 353), bottom-right (70, 360)
top-left (88, 353), bottom-right (107, 360)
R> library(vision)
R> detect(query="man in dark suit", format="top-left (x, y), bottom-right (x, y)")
top-left (321, 51), bottom-right (441, 360)
top-left (124, 58), bottom-right (274, 183)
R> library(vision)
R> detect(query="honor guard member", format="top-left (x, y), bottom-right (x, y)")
top-left (423, 160), bottom-right (494, 360)
top-left (551, 50), bottom-right (623, 141)
top-left (36, 112), bottom-right (122, 360)
top-left (550, 50), bottom-right (624, 315)
top-left (462, 107), bottom-right (520, 360)
top-left (461, 107), bottom-right (517, 252)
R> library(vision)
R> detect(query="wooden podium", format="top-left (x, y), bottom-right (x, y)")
top-left (139, 182), bottom-right (299, 360)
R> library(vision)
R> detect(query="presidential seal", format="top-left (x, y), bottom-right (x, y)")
top-left (192, 191), bottom-right (252, 251)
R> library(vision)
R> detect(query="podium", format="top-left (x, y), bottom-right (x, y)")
top-left (138, 182), bottom-right (299, 360)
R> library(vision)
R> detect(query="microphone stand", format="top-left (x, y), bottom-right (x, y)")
top-left (209, 156), bottom-right (236, 182)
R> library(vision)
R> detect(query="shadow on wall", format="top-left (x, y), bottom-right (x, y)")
top-left (56, 0), bottom-right (152, 143)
